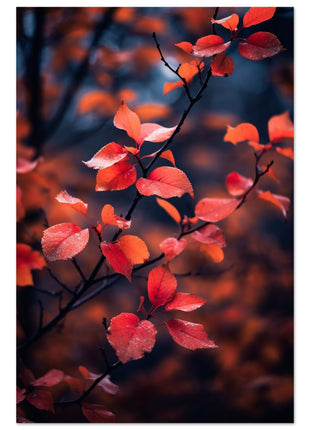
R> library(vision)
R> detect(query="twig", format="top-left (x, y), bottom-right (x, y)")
top-left (72, 258), bottom-right (86, 282)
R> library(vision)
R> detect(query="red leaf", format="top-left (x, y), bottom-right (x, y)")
top-left (41, 223), bottom-right (89, 261)
top-left (193, 35), bottom-right (231, 57)
top-left (225, 171), bottom-right (253, 196)
top-left (96, 161), bottom-right (137, 191)
top-left (17, 386), bottom-right (26, 404)
top-left (137, 123), bottom-right (177, 147)
top-left (164, 60), bottom-right (203, 95)
top-left (156, 198), bottom-right (181, 224)
top-left (200, 243), bottom-right (224, 263)
top-left (191, 223), bottom-right (226, 247)
top-left (211, 53), bottom-right (234, 77)
top-left (26, 389), bottom-right (55, 413)
top-left (247, 141), bottom-right (272, 152)
top-left (82, 403), bottom-right (115, 423)
top-left (166, 319), bottom-right (217, 350)
top-left (16, 157), bottom-right (39, 174)
top-left (113, 101), bottom-right (141, 142)
top-left (107, 313), bottom-right (157, 363)
top-left (83, 142), bottom-right (128, 170)
top-left (224, 123), bottom-right (259, 145)
top-left (17, 243), bottom-right (46, 286)
top-left (147, 265), bottom-right (177, 308)
top-left (159, 237), bottom-right (187, 261)
top-left (165, 293), bottom-right (206, 312)
top-left (63, 375), bottom-right (85, 392)
top-left (238, 32), bottom-right (284, 61)
top-left (136, 166), bottom-right (194, 199)
top-left (55, 190), bottom-right (88, 215)
top-left (175, 41), bottom-right (193, 54)
top-left (78, 366), bottom-right (119, 395)
top-left (101, 204), bottom-right (131, 230)
top-left (100, 242), bottom-right (132, 281)
top-left (257, 190), bottom-right (290, 219)
top-left (118, 235), bottom-right (150, 265)
top-left (268, 111), bottom-right (294, 143)
top-left (195, 198), bottom-right (241, 222)
top-left (275, 147), bottom-right (294, 160)
top-left (31, 369), bottom-right (64, 388)
top-left (243, 7), bottom-right (276, 28)
top-left (211, 13), bottom-right (239, 31)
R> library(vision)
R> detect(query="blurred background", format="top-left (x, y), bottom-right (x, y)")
top-left (16, 6), bottom-right (293, 423)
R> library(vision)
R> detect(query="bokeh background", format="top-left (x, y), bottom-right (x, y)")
top-left (16, 6), bottom-right (293, 423)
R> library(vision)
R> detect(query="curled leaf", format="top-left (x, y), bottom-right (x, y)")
top-left (257, 190), bottom-right (290, 219)
top-left (101, 204), bottom-right (131, 230)
top-left (83, 142), bottom-right (128, 170)
top-left (159, 237), bottom-right (187, 261)
top-left (191, 223), bottom-right (226, 247)
top-left (225, 171), bottom-right (253, 196)
top-left (156, 197), bottom-right (181, 224)
top-left (193, 35), bottom-right (231, 57)
top-left (211, 13), bottom-right (239, 31)
top-left (137, 123), bottom-right (177, 147)
top-left (55, 190), bottom-right (88, 215)
top-left (113, 101), bottom-right (141, 142)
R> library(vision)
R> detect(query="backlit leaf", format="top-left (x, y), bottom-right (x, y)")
top-left (160, 150), bottom-right (176, 166)
top-left (165, 292), bottom-right (206, 312)
top-left (55, 190), bottom-right (88, 215)
top-left (238, 32), bottom-right (284, 61)
top-left (77, 90), bottom-right (117, 116)
top-left (211, 53), bottom-right (234, 77)
top-left (83, 142), bottom-right (128, 170)
top-left (82, 403), bottom-right (115, 423)
top-left (41, 223), bottom-right (89, 261)
top-left (166, 319), bottom-right (217, 350)
top-left (275, 147), bottom-right (294, 159)
top-left (193, 35), bottom-right (231, 57)
top-left (195, 198), bottom-right (241, 222)
top-left (211, 13), bottom-right (239, 31)
top-left (118, 235), bottom-right (150, 265)
top-left (225, 171), bottom-right (253, 196)
top-left (100, 242), bottom-right (132, 281)
top-left (191, 223), bottom-right (226, 247)
top-left (136, 166), bottom-right (194, 199)
top-left (224, 123), bottom-right (259, 145)
top-left (268, 111), bottom-right (294, 143)
top-left (27, 389), bottom-right (55, 413)
top-left (113, 101), bottom-right (141, 142)
top-left (96, 162), bottom-right (137, 191)
top-left (107, 313), bottom-right (157, 363)
top-left (175, 41), bottom-right (193, 54)
top-left (243, 7), bottom-right (276, 28)
top-left (156, 197), bottom-right (181, 223)
top-left (257, 190), bottom-right (290, 219)
top-left (159, 237), bottom-right (187, 261)
top-left (17, 243), bottom-right (46, 286)
top-left (147, 265), bottom-right (177, 308)
top-left (101, 204), bottom-right (131, 230)
top-left (31, 369), bottom-right (64, 388)
top-left (137, 123), bottom-right (177, 147)
top-left (200, 243), bottom-right (224, 263)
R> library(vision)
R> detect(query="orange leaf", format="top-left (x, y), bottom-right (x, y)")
top-left (155, 198), bottom-right (181, 224)
top-left (17, 243), bottom-right (46, 287)
top-left (160, 150), bottom-right (176, 166)
top-left (166, 319), bottom-right (217, 350)
top-left (96, 162), bottom-right (137, 191)
top-left (195, 197), bottom-right (241, 222)
top-left (247, 141), bottom-right (272, 151)
top-left (164, 81), bottom-right (183, 95)
top-left (41, 223), bottom-right (89, 261)
top-left (275, 147), bottom-right (294, 159)
top-left (118, 235), bottom-right (150, 265)
top-left (225, 171), bottom-right (253, 196)
top-left (200, 243), bottom-right (224, 263)
top-left (164, 60), bottom-right (203, 95)
top-left (83, 142), bottom-right (128, 170)
top-left (107, 313), bottom-right (157, 363)
top-left (159, 237), bottom-right (187, 261)
top-left (243, 7), bottom-right (276, 28)
top-left (77, 90), bottom-right (117, 116)
top-left (55, 190), bottom-right (88, 215)
top-left (268, 111), bottom-right (294, 143)
top-left (224, 123), bottom-right (259, 145)
top-left (211, 53), bottom-right (234, 77)
top-left (175, 41), bottom-right (193, 54)
top-left (101, 204), bottom-right (131, 230)
top-left (211, 13), bottom-right (239, 31)
top-left (100, 241), bottom-right (132, 281)
top-left (257, 190), bottom-right (290, 219)
top-left (133, 103), bottom-right (171, 122)
top-left (136, 166), bottom-right (194, 199)
top-left (193, 35), bottom-right (231, 57)
top-left (113, 101), bottom-right (141, 142)
top-left (147, 265), bottom-right (177, 308)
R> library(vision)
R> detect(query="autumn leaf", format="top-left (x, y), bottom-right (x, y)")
top-left (113, 101), bottom-right (141, 142)
top-left (78, 366), bottom-right (119, 395)
top-left (118, 235), bottom-right (150, 265)
top-left (95, 161), bottom-right (137, 191)
top-left (159, 237), bottom-right (188, 261)
top-left (101, 204), bottom-right (131, 230)
top-left (257, 190), bottom-right (290, 219)
top-left (175, 41), bottom-right (193, 54)
top-left (164, 60), bottom-right (203, 95)
top-left (242, 7), bottom-right (276, 28)
top-left (225, 171), bottom-right (253, 196)
top-left (147, 265), bottom-right (177, 308)
top-left (211, 13), bottom-right (239, 31)
top-left (136, 123), bottom-right (177, 147)
top-left (136, 166), bottom-right (194, 199)
top-left (224, 123), bottom-right (259, 145)
top-left (193, 35), bottom-right (231, 57)
top-left (275, 147), bottom-right (294, 159)
top-left (16, 157), bottom-right (39, 174)
top-left (211, 53), bottom-right (234, 77)
top-left (41, 223), bottom-right (89, 261)
top-left (107, 313), bottom-right (157, 363)
top-left (238, 32), bottom-right (284, 61)
top-left (268, 111), bottom-right (294, 143)
top-left (83, 142), bottom-right (128, 170)
top-left (100, 242), bottom-right (132, 281)
top-left (165, 293), bottom-right (206, 312)
top-left (31, 369), bottom-right (64, 388)
top-left (82, 403), bottom-right (115, 423)
top-left (156, 197), bottom-right (181, 224)
top-left (77, 90), bottom-right (117, 116)
top-left (166, 319), bottom-right (217, 350)
top-left (16, 243), bottom-right (46, 286)
top-left (55, 190), bottom-right (88, 215)
top-left (200, 243), bottom-right (224, 263)
top-left (26, 389), bottom-right (55, 413)
top-left (191, 223), bottom-right (226, 247)
top-left (195, 197), bottom-right (241, 222)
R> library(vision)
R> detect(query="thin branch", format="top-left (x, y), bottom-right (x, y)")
top-left (46, 267), bottom-right (76, 296)
top-left (72, 258), bottom-right (86, 282)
